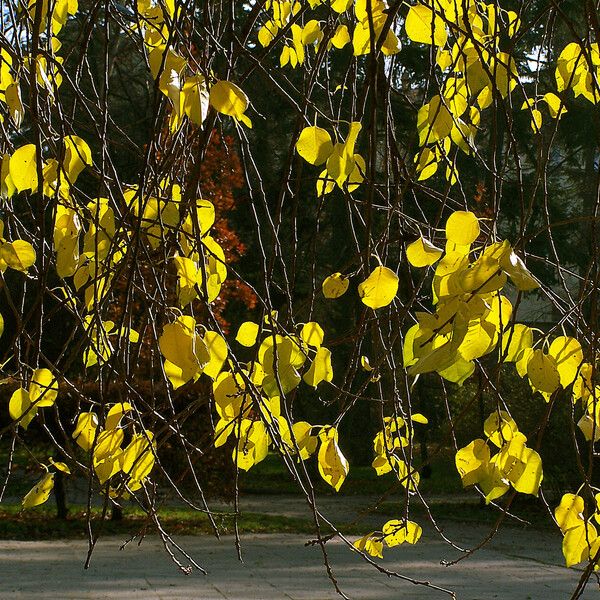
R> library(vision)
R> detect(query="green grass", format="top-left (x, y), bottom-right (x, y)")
top-left (0, 503), bottom-right (322, 540)
top-left (239, 448), bottom-right (464, 496)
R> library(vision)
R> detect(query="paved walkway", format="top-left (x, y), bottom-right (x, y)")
top-left (0, 522), bottom-right (598, 599)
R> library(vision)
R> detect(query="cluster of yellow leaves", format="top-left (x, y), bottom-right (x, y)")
top-left (0, 49), bottom-right (24, 128)
top-left (1, 2), bottom-right (72, 128)
top-left (73, 403), bottom-right (156, 492)
top-left (82, 316), bottom-right (139, 369)
top-left (26, 0), bottom-right (78, 36)
top-left (3, 135), bottom-right (92, 199)
top-left (371, 414), bottom-right (427, 492)
top-left (555, 493), bottom-right (600, 568)
top-left (456, 411), bottom-right (543, 503)
top-left (257, 0), bottom-right (302, 49)
top-left (20, 0), bottom-right (75, 99)
top-left (406, 1), bottom-right (520, 183)
top-left (296, 122), bottom-right (365, 196)
top-left (352, 0), bottom-right (401, 56)
top-left (354, 519), bottom-right (422, 559)
top-left (404, 211), bottom-right (540, 386)
top-left (520, 93), bottom-right (567, 133)
top-left (212, 317), bottom-right (349, 490)
top-left (0, 219), bottom-right (36, 274)
top-left (556, 42), bottom-right (600, 104)
top-left (174, 198), bottom-right (228, 306)
top-left (9, 368), bottom-right (59, 430)
top-left (258, 0), bottom-right (399, 60)
top-left (159, 315), bottom-right (227, 390)
top-left (322, 264), bottom-right (399, 309)
top-left (138, 0), bottom-right (251, 129)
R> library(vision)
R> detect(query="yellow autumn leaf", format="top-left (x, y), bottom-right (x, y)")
top-left (303, 346), bottom-right (333, 387)
top-left (563, 522), bottom-right (597, 567)
top-left (555, 493), bottom-right (585, 534)
top-left (202, 331), bottom-right (228, 379)
top-left (9, 387), bottom-right (37, 429)
top-left (63, 135), bottom-right (92, 183)
top-left (455, 438), bottom-right (490, 487)
top-left (236, 321), bottom-right (260, 347)
top-left (406, 237), bottom-right (443, 267)
top-left (300, 321), bottom-right (324, 348)
top-left (382, 519), bottom-right (422, 547)
top-left (209, 80), bottom-right (252, 127)
top-left (548, 336), bottom-right (583, 388)
top-left (72, 412), bottom-right (99, 451)
top-left (22, 473), bottom-right (55, 509)
top-left (322, 272), bottom-right (349, 298)
top-left (29, 368), bottom-right (58, 407)
top-left (358, 266), bottom-right (399, 309)
top-left (0, 240), bottom-right (36, 272)
top-left (501, 324), bottom-right (533, 362)
top-left (317, 427), bottom-right (349, 491)
top-left (484, 410), bottom-right (518, 447)
top-left (291, 421), bottom-right (318, 460)
top-left (353, 532), bottom-right (383, 558)
top-left (527, 349), bottom-right (560, 395)
top-left (445, 210), bottom-right (480, 246)
top-left (9, 144), bottom-right (38, 193)
top-left (296, 126), bottom-right (333, 166)
top-left (405, 4), bottom-right (447, 46)
top-left (105, 402), bottom-right (132, 430)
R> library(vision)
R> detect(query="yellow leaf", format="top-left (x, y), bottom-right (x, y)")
top-left (209, 80), bottom-right (252, 127)
top-left (301, 321), bottom-right (324, 348)
top-left (500, 251), bottom-right (540, 291)
top-left (0, 240), bottom-right (36, 272)
top-left (9, 387), bottom-right (37, 429)
top-left (49, 458), bottom-right (71, 474)
top-left (202, 331), bottom-right (228, 379)
top-left (382, 519), bottom-right (422, 546)
top-left (405, 4), bottom-right (447, 46)
top-left (22, 473), bottom-right (54, 509)
top-left (182, 75), bottom-right (209, 125)
top-left (236, 321), bottom-right (260, 347)
top-left (29, 368), bottom-right (58, 407)
top-left (9, 144), bottom-right (38, 193)
top-left (358, 266), bottom-right (399, 309)
top-left (484, 410), bottom-right (518, 447)
top-left (445, 210), bottom-right (480, 246)
top-left (296, 126), bottom-right (333, 166)
top-left (292, 421), bottom-right (318, 460)
top-left (563, 522), bottom-right (597, 567)
top-left (317, 428), bottom-right (349, 491)
top-left (548, 336), bottom-right (583, 388)
top-left (527, 349), bottom-right (560, 395)
top-left (330, 24), bottom-right (350, 49)
top-left (72, 412), bottom-right (98, 451)
top-left (159, 316), bottom-right (209, 388)
top-left (543, 92), bottom-right (566, 118)
top-left (501, 324), bottom-right (533, 362)
top-left (455, 439), bottom-right (490, 487)
top-left (6, 82), bottom-right (24, 127)
top-left (63, 135), bottom-right (92, 183)
top-left (303, 346), bottom-right (333, 387)
top-left (406, 237), bottom-right (443, 267)
top-left (322, 272), bottom-right (349, 298)
top-left (105, 402), bottom-right (132, 430)
top-left (213, 371), bottom-right (249, 421)
top-left (555, 494), bottom-right (585, 534)
top-left (353, 532), bottom-right (383, 558)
